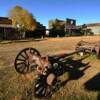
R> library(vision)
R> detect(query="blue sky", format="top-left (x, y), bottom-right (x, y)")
top-left (0, 0), bottom-right (100, 28)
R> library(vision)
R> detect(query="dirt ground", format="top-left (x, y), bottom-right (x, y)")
top-left (0, 36), bottom-right (100, 100)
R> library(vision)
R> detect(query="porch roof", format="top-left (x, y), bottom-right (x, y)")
top-left (0, 24), bottom-right (15, 28)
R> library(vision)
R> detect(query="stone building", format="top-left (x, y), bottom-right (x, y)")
top-left (86, 23), bottom-right (100, 35)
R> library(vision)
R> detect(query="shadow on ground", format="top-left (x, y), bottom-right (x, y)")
top-left (51, 55), bottom-right (90, 88)
top-left (84, 73), bottom-right (100, 100)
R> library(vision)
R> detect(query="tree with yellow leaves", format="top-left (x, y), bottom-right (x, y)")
top-left (9, 5), bottom-right (37, 38)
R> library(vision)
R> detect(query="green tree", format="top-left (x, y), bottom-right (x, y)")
top-left (51, 19), bottom-right (65, 37)
top-left (8, 5), bottom-right (37, 37)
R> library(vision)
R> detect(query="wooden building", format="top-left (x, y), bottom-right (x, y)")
top-left (48, 18), bottom-right (78, 37)
top-left (25, 21), bottom-right (46, 38)
top-left (0, 17), bottom-right (18, 40)
top-left (0, 17), bottom-right (46, 40)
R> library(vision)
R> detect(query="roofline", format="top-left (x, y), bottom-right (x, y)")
top-left (0, 24), bottom-right (15, 28)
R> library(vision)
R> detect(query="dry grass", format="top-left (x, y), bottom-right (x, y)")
top-left (0, 36), bottom-right (100, 100)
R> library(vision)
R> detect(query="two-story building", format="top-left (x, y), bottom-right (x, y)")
top-left (48, 18), bottom-right (81, 37)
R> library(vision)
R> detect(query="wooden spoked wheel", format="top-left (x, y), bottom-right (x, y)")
top-left (34, 76), bottom-right (47, 97)
top-left (14, 48), bottom-right (41, 74)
